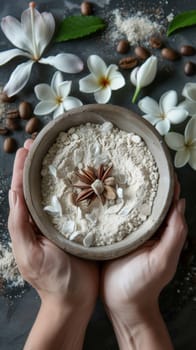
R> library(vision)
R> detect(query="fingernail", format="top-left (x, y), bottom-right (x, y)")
top-left (177, 198), bottom-right (186, 214)
top-left (8, 190), bottom-right (17, 208)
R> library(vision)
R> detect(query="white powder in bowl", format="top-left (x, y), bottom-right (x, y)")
top-left (41, 122), bottom-right (159, 248)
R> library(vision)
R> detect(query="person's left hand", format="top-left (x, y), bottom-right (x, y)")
top-left (8, 140), bottom-right (99, 309)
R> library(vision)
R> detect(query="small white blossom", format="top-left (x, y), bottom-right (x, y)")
top-left (165, 117), bottom-right (196, 170)
top-left (130, 56), bottom-right (158, 103)
top-left (180, 82), bottom-right (196, 117)
top-left (138, 90), bottom-right (188, 135)
top-left (79, 54), bottom-right (125, 103)
top-left (34, 71), bottom-right (83, 119)
top-left (0, 2), bottom-right (83, 96)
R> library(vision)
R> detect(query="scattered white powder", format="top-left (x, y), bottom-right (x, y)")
top-left (41, 122), bottom-right (159, 247)
top-left (0, 242), bottom-right (24, 288)
top-left (109, 9), bottom-right (163, 45)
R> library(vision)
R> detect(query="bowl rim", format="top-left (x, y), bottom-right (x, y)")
top-left (23, 104), bottom-right (174, 260)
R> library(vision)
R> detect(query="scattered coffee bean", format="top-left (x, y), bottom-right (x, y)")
top-left (116, 40), bottom-right (130, 54)
top-left (149, 36), bottom-right (163, 49)
top-left (81, 1), bottom-right (92, 15)
top-left (5, 118), bottom-right (20, 131)
top-left (180, 45), bottom-right (196, 56)
top-left (0, 92), bottom-right (16, 103)
top-left (184, 61), bottom-right (196, 76)
top-left (31, 131), bottom-right (38, 140)
top-left (6, 109), bottom-right (19, 119)
top-left (19, 101), bottom-right (32, 120)
top-left (25, 117), bottom-right (39, 134)
top-left (161, 47), bottom-right (180, 61)
top-left (119, 56), bottom-right (138, 69)
top-left (134, 46), bottom-right (150, 60)
top-left (3, 137), bottom-right (17, 153)
top-left (0, 126), bottom-right (9, 135)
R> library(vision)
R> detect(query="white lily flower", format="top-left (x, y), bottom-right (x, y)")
top-left (180, 82), bottom-right (196, 117)
top-left (79, 55), bottom-right (125, 103)
top-left (130, 55), bottom-right (158, 103)
top-left (165, 117), bottom-right (196, 170)
top-left (0, 2), bottom-right (83, 96)
top-left (138, 90), bottom-right (188, 136)
top-left (34, 71), bottom-right (83, 119)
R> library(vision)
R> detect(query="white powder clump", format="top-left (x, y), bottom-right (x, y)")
top-left (41, 122), bottom-right (159, 248)
top-left (0, 242), bottom-right (24, 288)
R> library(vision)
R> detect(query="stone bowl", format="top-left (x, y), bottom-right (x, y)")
top-left (23, 104), bottom-right (174, 260)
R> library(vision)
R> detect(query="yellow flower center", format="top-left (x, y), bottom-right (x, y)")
top-left (56, 96), bottom-right (63, 105)
top-left (99, 76), bottom-right (110, 88)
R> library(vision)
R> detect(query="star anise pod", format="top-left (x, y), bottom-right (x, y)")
top-left (73, 164), bottom-right (117, 205)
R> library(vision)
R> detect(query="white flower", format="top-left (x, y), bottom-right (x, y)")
top-left (130, 56), bottom-right (158, 103)
top-left (34, 71), bottom-right (83, 118)
top-left (180, 82), bottom-right (196, 117)
top-left (165, 117), bottom-right (196, 170)
top-left (138, 90), bottom-right (188, 135)
top-left (79, 54), bottom-right (125, 103)
top-left (0, 2), bottom-right (83, 96)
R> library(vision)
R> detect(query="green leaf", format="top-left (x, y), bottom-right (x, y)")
top-left (54, 15), bottom-right (106, 42)
top-left (167, 10), bottom-right (196, 36)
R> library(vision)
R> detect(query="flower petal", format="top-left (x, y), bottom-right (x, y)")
top-left (1, 15), bottom-right (31, 52)
top-left (94, 86), bottom-right (111, 104)
top-left (87, 55), bottom-right (107, 76)
top-left (180, 99), bottom-right (196, 117)
top-left (185, 117), bottom-right (196, 144)
top-left (0, 48), bottom-right (30, 65)
top-left (138, 96), bottom-right (160, 116)
top-left (79, 74), bottom-right (100, 93)
top-left (159, 90), bottom-right (177, 115)
top-left (130, 67), bottom-right (139, 86)
top-left (105, 64), bottom-right (118, 78)
top-left (175, 149), bottom-right (190, 168)
top-left (3, 60), bottom-right (34, 97)
top-left (53, 104), bottom-right (64, 119)
top-left (34, 83), bottom-right (55, 101)
top-left (142, 114), bottom-right (161, 126)
top-left (109, 72), bottom-right (125, 90)
top-left (165, 132), bottom-right (185, 151)
top-left (166, 107), bottom-right (188, 124)
top-left (51, 71), bottom-right (63, 93)
top-left (34, 101), bottom-right (56, 115)
top-left (39, 54), bottom-right (84, 73)
top-left (137, 55), bottom-right (158, 88)
top-left (189, 150), bottom-right (196, 170)
top-left (63, 97), bottom-right (83, 110)
top-left (155, 119), bottom-right (170, 135)
top-left (59, 81), bottom-right (72, 98)
top-left (182, 82), bottom-right (196, 102)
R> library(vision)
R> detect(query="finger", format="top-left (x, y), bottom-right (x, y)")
top-left (8, 190), bottom-right (35, 248)
top-left (24, 138), bottom-right (33, 150)
top-left (154, 199), bottom-right (187, 264)
top-left (173, 174), bottom-right (181, 202)
top-left (11, 148), bottom-right (29, 191)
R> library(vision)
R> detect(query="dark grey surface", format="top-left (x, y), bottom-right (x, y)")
top-left (0, 0), bottom-right (196, 349)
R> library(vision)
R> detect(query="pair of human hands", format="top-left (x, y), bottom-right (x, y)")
top-left (8, 140), bottom-right (187, 332)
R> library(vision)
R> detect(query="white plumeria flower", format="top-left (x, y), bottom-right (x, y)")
top-left (0, 2), bottom-right (83, 96)
top-left (130, 55), bottom-right (158, 103)
top-left (34, 71), bottom-right (83, 119)
top-left (180, 82), bottom-right (196, 117)
top-left (165, 117), bottom-right (196, 170)
top-left (138, 90), bottom-right (189, 135)
top-left (79, 54), bottom-right (125, 103)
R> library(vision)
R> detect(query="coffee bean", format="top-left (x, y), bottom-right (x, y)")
top-left (180, 45), bottom-right (196, 56)
top-left (81, 1), bottom-right (92, 15)
top-left (161, 47), bottom-right (180, 61)
top-left (19, 101), bottom-right (32, 120)
top-left (6, 109), bottom-right (19, 119)
top-left (116, 40), bottom-right (130, 54)
top-left (0, 126), bottom-right (9, 135)
top-left (184, 61), bottom-right (196, 76)
top-left (149, 36), bottom-right (163, 49)
top-left (134, 46), bottom-right (150, 60)
top-left (0, 92), bottom-right (16, 103)
top-left (5, 118), bottom-right (19, 130)
top-left (3, 137), bottom-right (17, 153)
top-left (25, 117), bottom-right (39, 134)
top-left (119, 56), bottom-right (139, 69)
